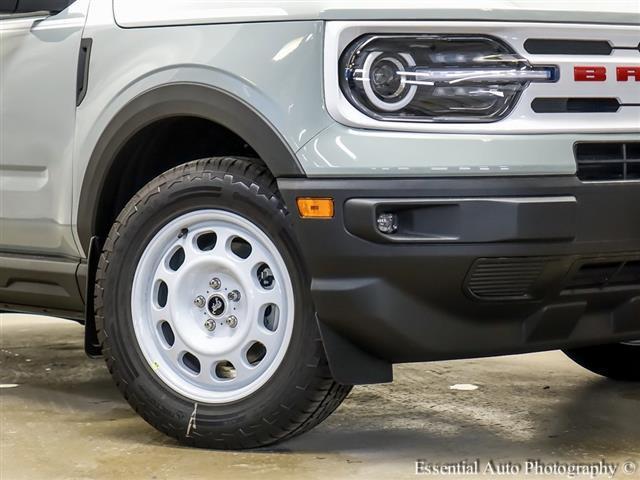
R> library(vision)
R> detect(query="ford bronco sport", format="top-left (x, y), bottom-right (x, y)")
top-left (1, 0), bottom-right (639, 449)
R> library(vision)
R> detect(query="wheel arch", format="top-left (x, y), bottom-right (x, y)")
top-left (76, 82), bottom-right (305, 255)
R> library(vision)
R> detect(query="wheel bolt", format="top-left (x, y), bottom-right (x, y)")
top-left (204, 318), bottom-right (216, 332)
top-left (228, 290), bottom-right (241, 302)
top-left (194, 295), bottom-right (206, 308)
top-left (225, 315), bottom-right (238, 328)
top-left (209, 277), bottom-right (221, 290)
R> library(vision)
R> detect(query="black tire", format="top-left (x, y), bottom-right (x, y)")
top-left (564, 342), bottom-right (640, 381)
top-left (95, 157), bottom-right (352, 449)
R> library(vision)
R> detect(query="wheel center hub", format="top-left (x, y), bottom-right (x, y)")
top-left (207, 294), bottom-right (226, 317)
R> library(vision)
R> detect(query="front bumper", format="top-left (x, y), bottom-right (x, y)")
top-left (279, 176), bottom-right (640, 380)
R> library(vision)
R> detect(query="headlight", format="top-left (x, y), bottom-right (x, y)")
top-left (339, 35), bottom-right (558, 123)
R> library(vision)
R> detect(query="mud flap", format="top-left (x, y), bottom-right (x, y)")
top-left (84, 236), bottom-right (102, 358)
top-left (317, 317), bottom-right (392, 385)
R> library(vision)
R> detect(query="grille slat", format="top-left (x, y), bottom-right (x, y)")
top-left (524, 39), bottom-right (614, 55)
top-left (578, 159), bottom-right (640, 165)
top-left (575, 142), bottom-right (640, 182)
top-left (532, 98), bottom-right (621, 114)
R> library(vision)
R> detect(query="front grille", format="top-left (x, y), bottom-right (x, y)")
top-left (517, 28), bottom-right (639, 133)
top-left (467, 255), bottom-right (640, 301)
top-left (575, 142), bottom-right (640, 182)
top-left (564, 259), bottom-right (640, 291)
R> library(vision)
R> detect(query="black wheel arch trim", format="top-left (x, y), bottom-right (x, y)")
top-left (76, 82), bottom-right (305, 253)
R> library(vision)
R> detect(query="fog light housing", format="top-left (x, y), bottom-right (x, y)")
top-left (376, 213), bottom-right (398, 234)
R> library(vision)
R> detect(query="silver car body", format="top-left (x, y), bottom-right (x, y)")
top-left (1, 0), bottom-right (639, 259)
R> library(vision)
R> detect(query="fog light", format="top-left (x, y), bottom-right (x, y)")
top-left (376, 213), bottom-right (398, 234)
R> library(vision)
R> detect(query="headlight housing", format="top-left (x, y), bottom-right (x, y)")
top-left (339, 35), bottom-right (558, 123)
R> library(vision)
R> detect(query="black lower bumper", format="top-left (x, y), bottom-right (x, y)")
top-left (278, 176), bottom-right (640, 384)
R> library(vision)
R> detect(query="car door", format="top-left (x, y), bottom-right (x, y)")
top-left (0, 0), bottom-right (89, 257)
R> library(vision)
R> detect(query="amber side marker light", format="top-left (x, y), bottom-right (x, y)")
top-left (296, 198), bottom-right (334, 219)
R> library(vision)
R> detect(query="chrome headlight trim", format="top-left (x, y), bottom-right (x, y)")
top-left (324, 21), bottom-right (640, 134)
top-left (339, 33), bottom-right (558, 123)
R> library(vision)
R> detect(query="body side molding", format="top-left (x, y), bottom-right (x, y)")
top-left (0, 251), bottom-right (83, 319)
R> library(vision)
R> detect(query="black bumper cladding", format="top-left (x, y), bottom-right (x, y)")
top-left (278, 176), bottom-right (640, 384)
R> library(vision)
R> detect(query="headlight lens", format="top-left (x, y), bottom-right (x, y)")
top-left (339, 35), bottom-right (558, 123)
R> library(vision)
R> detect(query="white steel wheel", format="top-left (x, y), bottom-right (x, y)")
top-left (131, 209), bottom-right (295, 403)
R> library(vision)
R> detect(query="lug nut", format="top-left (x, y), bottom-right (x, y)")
top-left (194, 295), bottom-right (206, 308)
top-left (225, 315), bottom-right (238, 328)
top-left (228, 290), bottom-right (241, 302)
top-left (204, 318), bottom-right (216, 332)
top-left (209, 277), bottom-right (221, 290)
top-left (257, 265), bottom-right (275, 289)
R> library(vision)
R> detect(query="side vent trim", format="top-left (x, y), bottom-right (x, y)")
top-left (76, 38), bottom-right (92, 106)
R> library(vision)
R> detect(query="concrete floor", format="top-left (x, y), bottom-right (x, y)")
top-left (1, 314), bottom-right (640, 480)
